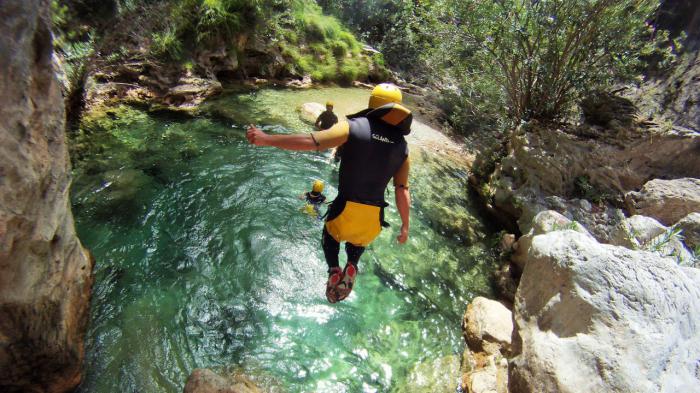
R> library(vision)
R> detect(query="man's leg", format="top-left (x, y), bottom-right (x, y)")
top-left (322, 227), bottom-right (343, 303)
top-left (345, 243), bottom-right (365, 267)
top-left (336, 243), bottom-right (365, 301)
top-left (322, 227), bottom-right (340, 269)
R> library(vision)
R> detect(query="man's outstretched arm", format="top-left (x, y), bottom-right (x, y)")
top-left (393, 158), bottom-right (410, 244)
top-left (247, 125), bottom-right (317, 150)
top-left (247, 122), bottom-right (349, 151)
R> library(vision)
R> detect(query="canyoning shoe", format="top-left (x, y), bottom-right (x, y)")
top-left (325, 267), bottom-right (343, 303)
top-left (336, 263), bottom-right (357, 301)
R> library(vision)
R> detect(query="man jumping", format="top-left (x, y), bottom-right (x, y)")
top-left (247, 84), bottom-right (411, 303)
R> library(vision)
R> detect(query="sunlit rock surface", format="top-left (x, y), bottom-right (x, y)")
top-left (610, 214), bottom-right (696, 267)
top-left (625, 178), bottom-right (700, 226)
top-left (0, 0), bottom-right (93, 391)
top-left (502, 121), bottom-right (700, 197)
top-left (487, 120), bottom-right (699, 241)
top-left (461, 297), bottom-right (511, 393)
top-left (509, 229), bottom-right (700, 393)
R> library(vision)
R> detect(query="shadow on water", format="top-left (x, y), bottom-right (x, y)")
top-left (73, 88), bottom-right (499, 393)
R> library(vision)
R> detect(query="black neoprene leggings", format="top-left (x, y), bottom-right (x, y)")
top-left (322, 227), bottom-right (365, 270)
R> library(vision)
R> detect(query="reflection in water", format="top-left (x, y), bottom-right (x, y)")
top-left (74, 88), bottom-right (497, 393)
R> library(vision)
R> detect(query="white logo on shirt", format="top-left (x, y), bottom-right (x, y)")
top-left (372, 134), bottom-right (394, 144)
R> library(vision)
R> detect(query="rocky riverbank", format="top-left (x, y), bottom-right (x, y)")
top-left (460, 38), bottom-right (700, 393)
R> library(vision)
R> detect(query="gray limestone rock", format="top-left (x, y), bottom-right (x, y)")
top-left (463, 297), bottom-right (514, 355)
top-left (512, 210), bottom-right (591, 270)
top-left (610, 215), bottom-right (668, 249)
top-left (461, 297), bottom-right (512, 393)
top-left (676, 212), bottom-right (700, 250)
top-left (0, 1), bottom-right (93, 391)
top-left (626, 178), bottom-right (700, 226)
top-left (509, 230), bottom-right (700, 393)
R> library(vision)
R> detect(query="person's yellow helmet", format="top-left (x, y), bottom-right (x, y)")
top-left (312, 180), bottom-right (324, 193)
top-left (326, 101), bottom-right (334, 107)
top-left (369, 83), bottom-right (402, 109)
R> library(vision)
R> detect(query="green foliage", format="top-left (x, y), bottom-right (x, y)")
top-left (433, 0), bottom-right (666, 122)
top-left (552, 220), bottom-right (584, 232)
top-left (645, 225), bottom-right (685, 263)
top-left (318, 0), bottom-right (435, 80)
top-left (51, 0), bottom-right (71, 34)
top-left (573, 175), bottom-right (616, 204)
top-left (151, 28), bottom-right (183, 60)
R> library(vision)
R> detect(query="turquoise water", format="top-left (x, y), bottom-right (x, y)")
top-left (73, 88), bottom-right (496, 392)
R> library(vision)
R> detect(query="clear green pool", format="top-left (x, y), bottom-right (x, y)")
top-left (73, 87), bottom-right (497, 393)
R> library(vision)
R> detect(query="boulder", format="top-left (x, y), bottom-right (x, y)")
top-left (183, 369), bottom-right (262, 393)
top-left (461, 297), bottom-right (512, 393)
top-left (625, 178), bottom-right (700, 226)
top-left (509, 230), bottom-right (700, 393)
top-left (512, 210), bottom-right (591, 270)
top-left (610, 215), bottom-right (668, 249)
top-left (0, 1), bottom-right (93, 391)
top-left (610, 215), bottom-right (695, 267)
top-left (299, 102), bottom-right (325, 124)
top-left (676, 212), bottom-right (700, 249)
top-left (463, 297), bottom-right (513, 354)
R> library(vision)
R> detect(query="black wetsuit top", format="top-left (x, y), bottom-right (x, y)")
top-left (305, 192), bottom-right (326, 205)
top-left (337, 109), bottom-right (409, 205)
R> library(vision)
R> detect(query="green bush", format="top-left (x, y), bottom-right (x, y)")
top-left (435, 0), bottom-right (667, 122)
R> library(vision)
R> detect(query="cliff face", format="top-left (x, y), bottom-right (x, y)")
top-left (0, 1), bottom-right (94, 392)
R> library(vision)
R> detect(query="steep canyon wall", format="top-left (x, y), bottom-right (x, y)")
top-left (0, 1), bottom-right (93, 392)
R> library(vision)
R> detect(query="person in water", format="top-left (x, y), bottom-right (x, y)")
top-left (314, 101), bottom-right (339, 130)
top-left (301, 179), bottom-right (327, 217)
top-left (247, 83), bottom-right (411, 303)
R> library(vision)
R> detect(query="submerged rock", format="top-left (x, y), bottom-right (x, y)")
top-left (509, 229), bottom-right (700, 393)
top-left (0, 1), bottom-right (93, 391)
top-left (398, 355), bottom-right (461, 393)
top-left (183, 369), bottom-right (262, 393)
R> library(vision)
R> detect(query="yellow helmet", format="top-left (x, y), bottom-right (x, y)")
top-left (326, 101), bottom-right (334, 107)
top-left (369, 83), bottom-right (402, 109)
top-left (312, 180), bottom-right (324, 193)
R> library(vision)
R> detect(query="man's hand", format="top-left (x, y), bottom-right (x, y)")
top-left (246, 124), bottom-right (269, 146)
top-left (397, 224), bottom-right (409, 244)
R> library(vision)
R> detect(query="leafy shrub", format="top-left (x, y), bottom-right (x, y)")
top-left (435, 0), bottom-right (667, 122)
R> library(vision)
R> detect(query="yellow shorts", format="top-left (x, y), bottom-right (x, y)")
top-left (325, 200), bottom-right (382, 247)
